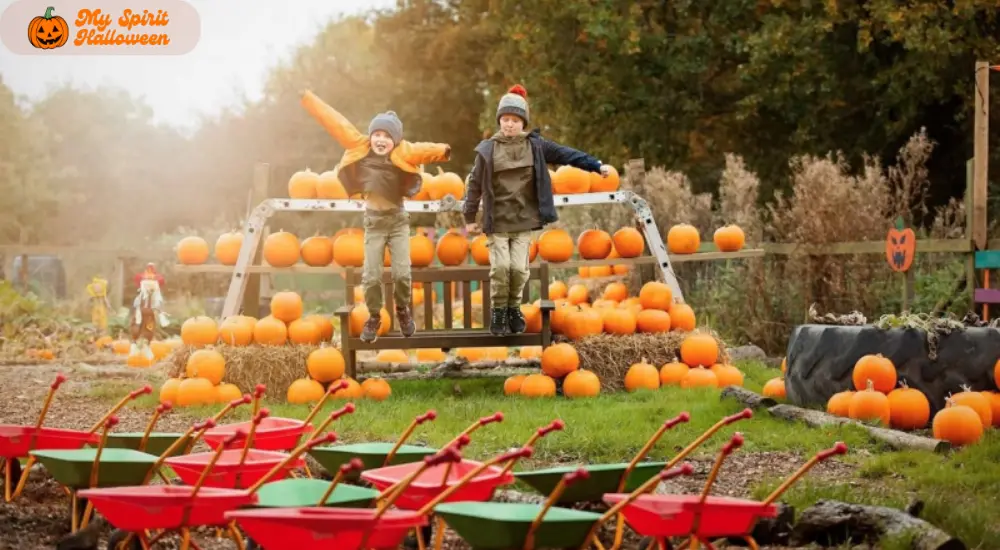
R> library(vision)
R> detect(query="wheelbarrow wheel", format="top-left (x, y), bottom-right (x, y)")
top-left (107, 529), bottom-right (142, 550)
top-left (402, 523), bottom-right (434, 550)
top-left (637, 537), bottom-right (673, 550)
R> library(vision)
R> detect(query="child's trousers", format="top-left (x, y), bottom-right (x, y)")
top-left (488, 231), bottom-right (532, 308)
top-left (361, 211), bottom-right (412, 314)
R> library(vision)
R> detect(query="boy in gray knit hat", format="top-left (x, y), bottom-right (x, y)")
top-left (464, 84), bottom-right (611, 335)
top-left (301, 90), bottom-right (451, 343)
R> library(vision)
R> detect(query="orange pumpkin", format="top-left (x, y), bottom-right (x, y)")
top-left (177, 236), bottom-right (210, 265)
top-left (263, 230), bottom-right (301, 268)
top-left (218, 316), bottom-right (254, 346)
top-left (305, 315), bottom-right (334, 342)
top-left (185, 349), bottom-right (225, 385)
top-left (316, 170), bottom-right (348, 199)
top-left (679, 333), bottom-right (719, 368)
top-left (518, 346), bottom-right (542, 360)
top-left (983, 391), bottom-right (1000, 427)
top-left (995, 358), bottom-right (1000, 389)
top-left (288, 319), bottom-right (322, 344)
top-left (362, 378), bottom-right (392, 401)
top-left (413, 173), bottom-right (435, 200)
top-left (540, 343), bottom-right (580, 378)
top-left (429, 169), bottom-right (465, 200)
top-left (436, 230), bottom-right (469, 266)
top-left (301, 236), bottom-right (334, 266)
top-left (567, 284), bottom-right (589, 305)
top-left (270, 291), bottom-right (303, 323)
top-left (175, 378), bottom-right (215, 407)
top-left (886, 380), bottom-right (930, 430)
top-left (253, 315), bottom-right (288, 345)
top-left (711, 364), bottom-right (744, 387)
top-left (214, 232), bottom-right (243, 265)
top-left (762, 377), bottom-right (786, 399)
top-left (417, 348), bottom-right (447, 362)
top-left (589, 165), bottom-right (620, 192)
top-left (470, 234), bottom-right (490, 265)
top-left (288, 169), bottom-right (319, 199)
top-left (669, 303), bottom-right (696, 332)
top-left (612, 227), bottom-right (644, 258)
top-left (563, 307), bottom-right (603, 341)
top-left (159, 378), bottom-right (182, 405)
top-left (563, 370), bottom-right (601, 398)
top-left (538, 229), bottom-right (574, 262)
top-left (681, 367), bottom-right (719, 389)
top-left (333, 378), bottom-right (364, 399)
top-left (404, 233), bottom-right (434, 268)
top-left (504, 374), bottom-right (526, 395)
top-left (181, 316), bottom-right (219, 347)
top-left (635, 309), bottom-right (671, 333)
top-left (638, 282), bottom-right (672, 310)
top-left (333, 233), bottom-right (365, 267)
top-left (549, 281), bottom-right (568, 300)
top-left (577, 229), bottom-right (613, 259)
top-left (521, 304), bottom-right (542, 333)
top-left (287, 378), bottom-right (325, 404)
top-left (659, 361), bottom-right (689, 385)
top-left (520, 374), bottom-right (557, 397)
top-left (826, 390), bottom-right (854, 416)
top-left (602, 308), bottom-right (637, 335)
top-left (307, 346), bottom-right (345, 382)
top-left (851, 354), bottom-right (897, 394)
top-left (552, 166), bottom-right (590, 194)
top-left (932, 397), bottom-right (984, 446)
top-left (589, 265), bottom-right (613, 277)
top-left (949, 385), bottom-right (992, 428)
top-left (666, 224), bottom-right (700, 254)
top-left (348, 306), bottom-right (391, 337)
top-left (848, 380), bottom-right (891, 425)
top-left (624, 359), bottom-right (660, 391)
top-left (713, 225), bottom-right (746, 252)
top-left (602, 282), bottom-right (628, 302)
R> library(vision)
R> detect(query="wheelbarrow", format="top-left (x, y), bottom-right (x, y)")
top-left (307, 409), bottom-right (439, 480)
top-left (433, 463), bottom-right (695, 550)
top-left (100, 402), bottom-right (192, 457)
top-left (515, 409), bottom-right (753, 549)
top-left (1, 374), bottom-right (104, 502)
top-left (602, 438), bottom-right (849, 550)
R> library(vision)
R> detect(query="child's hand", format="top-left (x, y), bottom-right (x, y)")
top-left (600, 164), bottom-right (612, 178)
top-left (465, 223), bottom-right (481, 234)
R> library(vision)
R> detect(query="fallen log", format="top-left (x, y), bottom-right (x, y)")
top-left (767, 403), bottom-right (951, 453)
top-left (790, 499), bottom-right (965, 550)
top-left (357, 358), bottom-right (539, 373)
top-left (367, 367), bottom-right (537, 381)
top-left (720, 385), bottom-right (777, 410)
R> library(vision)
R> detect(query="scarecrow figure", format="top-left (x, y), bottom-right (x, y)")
top-left (86, 275), bottom-right (111, 333)
top-left (128, 265), bottom-right (170, 360)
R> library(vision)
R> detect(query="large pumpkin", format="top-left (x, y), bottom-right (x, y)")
top-left (577, 229), bottom-right (613, 260)
top-left (563, 370), bottom-right (601, 398)
top-left (538, 229), bottom-right (574, 262)
top-left (177, 236), bottom-right (210, 265)
top-left (679, 333), bottom-right (719, 368)
top-left (552, 166), bottom-right (590, 194)
top-left (214, 232), bottom-right (244, 266)
top-left (429, 169), bottom-right (465, 200)
top-left (288, 319), bottom-right (322, 344)
top-left (540, 343), bottom-right (579, 378)
top-left (887, 381), bottom-right (930, 430)
top-left (410, 234), bottom-right (435, 267)
top-left (288, 169), bottom-right (320, 199)
top-left (666, 224), bottom-right (701, 254)
top-left (333, 233), bottom-right (365, 267)
top-left (638, 282), bottom-right (672, 311)
top-left (851, 354), bottom-right (897, 394)
top-left (470, 234), bottom-right (490, 265)
top-left (270, 291), bottom-right (303, 323)
top-left (185, 349), bottom-right (225, 385)
top-left (300, 236), bottom-right (334, 266)
top-left (713, 225), bottom-right (746, 252)
top-left (436, 230), bottom-right (469, 266)
top-left (263, 230), bottom-right (301, 268)
top-left (612, 228), bottom-right (644, 258)
top-left (181, 316), bottom-right (218, 347)
top-left (589, 165), bottom-right (620, 192)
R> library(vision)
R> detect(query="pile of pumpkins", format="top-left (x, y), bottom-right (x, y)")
top-left (95, 335), bottom-right (181, 367)
top-left (547, 280), bottom-right (696, 340)
top-left (620, 332), bottom-right (743, 391)
top-left (287, 345), bottom-right (392, 404)
top-left (179, 291), bottom-right (335, 348)
top-left (820, 354), bottom-right (1000, 446)
top-left (285, 167), bottom-right (466, 202)
top-left (503, 342), bottom-right (601, 398)
top-left (158, 348), bottom-right (241, 407)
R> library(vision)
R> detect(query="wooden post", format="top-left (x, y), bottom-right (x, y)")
top-left (241, 163), bottom-right (271, 318)
top-left (112, 257), bottom-right (125, 309)
top-left (966, 158), bottom-right (977, 313)
top-left (973, 60), bottom-right (989, 250)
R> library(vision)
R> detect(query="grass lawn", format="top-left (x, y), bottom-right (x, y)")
top-left (103, 360), bottom-right (1000, 548)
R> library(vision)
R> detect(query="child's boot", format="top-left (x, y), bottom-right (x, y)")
top-left (506, 307), bottom-right (526, 334)
top-left (360, 316), bottom-right (381, 343)
top-left (490, 308), bottom-right (508, 336)
top-left (396, 305), bottom-right (415, 337)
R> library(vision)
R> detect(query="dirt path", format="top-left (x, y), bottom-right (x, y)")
top-left (0, 362), bottom-right (857, 549)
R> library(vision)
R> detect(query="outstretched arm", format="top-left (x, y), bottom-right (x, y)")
top-left (540, 138), bottom-right (602, 173)
top-left (404, 142), bottom-right (452, 165)
top-left (463, 154), bottom-right (485, 224)
top-left (300, 90), bottom-right (368, 149)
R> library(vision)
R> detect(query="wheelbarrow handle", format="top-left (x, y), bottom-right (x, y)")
top-left (479, 411), bottom-right (504, 425)
top-left (664, 411), bottom-right (690, 428)
top-left (817, 441), bottom-right (848, 460)
top-left (424, 446), bottom-right (463, 467)
top-left (304, 432), bottom-right (338, 449)
top-left (659, 462), bottom-right (695, 480)
top-left (340, 457), bottom-right (364, 475)
top-left (330, 403), bottom-right (356, 420)
top-left (223, 430), bottom-right (243, 446)
top-left (253, 408), bottom-right (271, 423)
top-left (193, 419), bottom-right (217, 431)
top-left (721, 432), bottom-right (744, 455)
top-left (51, 373), bottom-right (67, 389)
top-left (105, 415), bottom-right (120, 429)
top-left (416, 409), bottom-right (437, 424)
top-left (130, 385), bottom-right (154, 399)
top-left (451, 433), bottom-right (472, 450)
top-left (230, 395), bottom-right (252, 408)
top-left (537, 419), bottom-right (565, 436)
top-left (254, 384), bottom-right (267, 398)
top-left (561, 467), bottom-right (590, 485)
top-left (723, 408), bottom-right (753, 424)
top-left (496, 446), bottom-right (533, 463)
top-left (156, 402), bottom-right (173, 413)
top-left (326, 379), bottom-right (349, 394)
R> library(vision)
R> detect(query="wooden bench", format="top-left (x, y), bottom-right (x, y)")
top-left (335, 263), bottom-right (554, 378)
top-left (974, 250), bottom-right (1000, 320)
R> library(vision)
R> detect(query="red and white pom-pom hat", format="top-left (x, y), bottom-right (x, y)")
top-left (496, 84), bottom-right (529, 125)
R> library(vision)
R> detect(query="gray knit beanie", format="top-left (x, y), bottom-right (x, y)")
top-left (496, 85), bottom-right (529, 125)
top-left (368, 111), bottom-right (403, 144)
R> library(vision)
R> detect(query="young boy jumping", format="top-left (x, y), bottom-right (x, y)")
top-left (301, 91), bottom-right (451, 343)
top-left (464, 85), bottom-right (611, 335)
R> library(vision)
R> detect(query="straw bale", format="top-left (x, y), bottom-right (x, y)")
top-left (169, 344), bottom-right (317, 396)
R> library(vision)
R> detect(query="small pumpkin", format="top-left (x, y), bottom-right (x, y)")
top-left (549, 281), bottom-right (568, 300)
top-left (669, 303), bottom-right (696, 332)
top-left (436, 230), bottom-right (469, 266)
top-left (563, 307), bottom-right (603, 341)
top-left (270, 291), bottom-right (303, 323)
top-left (602, 308), bottom-right (637, 335)
top-left (410, 234), bottom-right (435, 267)
top-left (28, 7), bottom-right (68, 49)
top-left (612, 227), bottom-right (644, 258)
top-left (577, 229), bottom-right (613, 260)
top-left (713, 225), bottom-right (746, 252)
top-left (589, 165), bottom-right (620, 192)
top-left (177, 236), bottom-right (210, 265)
top-left (469, 234), bottom-right (490, 265)
top-left (552, 166), bottom-right (590, 194)
top-left (851, 354), bottom-right (897, 394)
top-left (301, 236), bottom-right (334, 267)
top-left (376, 349), bottom-right (409, 363)
top-left (949, 385), bottom-right (992, 428)
top-left (540, 343), bottom-right (580, 378)
top-left (681, 367), bottom-right (719, 389)
top-left (679, 333), bottom-right (719, 368)
top-left (762, 377), bottom-right (786, 399)
top-left (185, 349), bottom-right (225, 385)
top-left (566, 284), bottom-right (590, 305)
top-left (638, 281), bottom-right (672, 311)
top-left (175, 378), bottom-right (215, 407)
top-left (886, 380), bottom-right (930, 430)
top-left (710, 364), bottom-right (744, 387)
top-left (287, 378), bottom-right (325, 404)
top-left (333, 233), bottom-right (365, 267)
top-left (503, 375), bottom-right (526, 395)
top-left (519, 346), bottom-right (542, 360)
top-left (848, 380), bottom-right (891, 425)
top-left (253, 315), bottom-right (288, 345)
top-left (215, 383), bottom-right (243, 403)
top-left (429, 168), bottom-right (465, 200)
top-left (659, 362), bottom-right (689, 385)
top-left (416, 348), bottom-right (447, 362)
top-left (218, 316), bottom-right (254, 346)
top-left (624, 359), bottom-right (660, 391)
top-left (538, 229), bottom-right (574, 262)
top-left (305, 315), bottom-right (334, 342)
top-left (181, 316), bottom-right (219, 347)
top-left (932, 397), bottom-right (984, 446)
top-left (307, 346), bottom-right (345, 382)
top-left (826, 390), bottom-right (854, 416)
top-left (159, 378), bottom-right (182, 405)
top-left (288, 319), bottom-right (322, 345)
top-left (288, 169), bottom-right (320, 199)
top-left (263, 230), bottom-right (301, 268)
top-left (520, 374), bottom-right (557, 397)
top-left (214, 232), bottom-right (244, 265)
top-left (635, 309), bottom-right (671, 333)
top-left (361, 378), bottom-right (392, 401)
top-left (602, 282), bottom-right (628, 302)
top-left (563, 370), bottom-right (601, 398)
top-left (666, 224), bottom-right (701, 254)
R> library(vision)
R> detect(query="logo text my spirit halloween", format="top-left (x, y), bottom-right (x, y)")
top-left (73, 9), bottom-right (171, 47)
top-left (0, 0), bottom-right (200, 55)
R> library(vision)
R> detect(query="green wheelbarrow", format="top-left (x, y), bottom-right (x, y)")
top-left (97, 402), bottom-right (192, 458)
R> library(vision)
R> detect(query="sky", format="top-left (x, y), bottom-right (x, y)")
top-left (0, 0), bottom-right (396, 132)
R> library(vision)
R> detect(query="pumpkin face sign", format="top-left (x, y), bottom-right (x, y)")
top-left (28, 7), bottom-right (69, 50)
top-left (885, 226), bottom-right (915, 272)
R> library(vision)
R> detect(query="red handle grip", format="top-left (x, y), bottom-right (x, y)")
top-left (130, 385), bottom-right (154, 399)
top-left (723, 408), bottom-right (753, 425)
top-left (51, 373), bottom-right (67, 389)
top-left (253, 408), bottom-right (271, 423)
top-left (327, 380), bottom-right (349, 394)
top-left (193, 419), bottom-right (217, 431)
top-left (537, 419), bottom-right (565, 437)
top-left (254, 384), bottom-right (266, 398)
top-left (816, 441), bottom-right (848, 460)
top-left (496, 446), bottom-right (533, 463)
top-left (224, 430), bottom-right (245, 447)
top-left (479, 412), bottom-right (504, 426)
top-left (664, 412), bottom-right (690, 428)
top-left (340, 458), bottom-right (364, 475)
top-left (562, 467), bottom-right (590, 486)
top-left (304, 432), bottom-right (338, 449)
top-left (330, 403), bottom-right (356, 420)
top-left (721, 432), bottom-right (744, 455)
top-left (157, 402), bottom-right (173, 414)
top-left (230, 395), bottom-right (252, 408)
top-left (416, 410), bottom-right (437, 424)
top-left (105, 415), bottom-right (120, 429)
top-left (425, 446), bottom-right (462, 467)
top-left (450, 434), bottom-right (472, 451)
top-left (659, 462), bottom-right (695, 480)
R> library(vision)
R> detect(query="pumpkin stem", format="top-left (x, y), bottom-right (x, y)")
top-left (960, 384), bottom-right (972, 393)
top-left (899, 379), bottom-right (909, 389)
top-left (894, 216), bottom-right (905, 230)
top-left (43, 6), bottom-right (55, 18)
top-left (865, 379), bottom-right (875, 392)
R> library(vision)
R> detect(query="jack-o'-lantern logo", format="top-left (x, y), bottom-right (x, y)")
top-left (28, 7), bottom-right (68, 50)
top-left (885, 217), bottom-right (915, 273)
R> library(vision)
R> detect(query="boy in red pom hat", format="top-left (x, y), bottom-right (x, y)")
top-left (464, 84), bottom-right (611, 335)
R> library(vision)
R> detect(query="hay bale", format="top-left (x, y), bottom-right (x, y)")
top-left (169, 344), bottom-right (317, 396)
top-left (566, 272), bottom-right (635, 301)
top-left (572, 331), bottom-right (728, 392)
